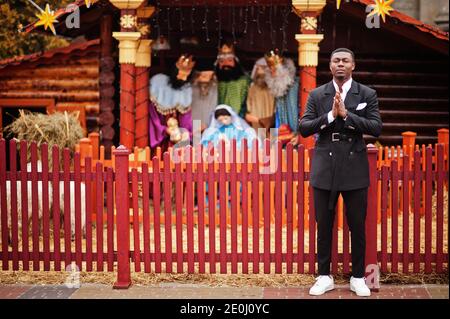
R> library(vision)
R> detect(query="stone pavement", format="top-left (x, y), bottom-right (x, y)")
top-left (0, 283), bottom-right (447, 299)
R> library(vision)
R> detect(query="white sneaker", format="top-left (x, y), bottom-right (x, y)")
top-left (309, 275), bottom-right (335, 296)
top-left (350, 277), bottom-right (371, 297)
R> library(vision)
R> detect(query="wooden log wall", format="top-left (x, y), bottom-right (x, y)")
top-left (0, 40), bottom-right (101, 134)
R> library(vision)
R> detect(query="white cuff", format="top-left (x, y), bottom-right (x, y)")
top-left (327, 111), bottom-right (335, 124)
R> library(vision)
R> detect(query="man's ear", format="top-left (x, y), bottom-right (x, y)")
top-left (329, 62), bottom-right (332, 72)
top-left (352, 62), bottom-right (355, 71)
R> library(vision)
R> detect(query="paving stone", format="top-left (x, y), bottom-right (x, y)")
top-left (18, 285), bottom-right (78, 299)
top-left (1, 283), bottom-right (446, 299)
top-left (0, 285), bottom-right (32, 299)
top-left (425, 284), bottom-right (449, 299)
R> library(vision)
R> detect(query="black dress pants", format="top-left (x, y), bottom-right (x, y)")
top-left (313, 187), bottom-right (368, 278)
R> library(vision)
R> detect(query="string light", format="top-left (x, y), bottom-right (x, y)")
top-left (202, 1), bottom-right (210, 42)
top-left (243, 5), bottom-right (249, 35)
top-left (177, 5), bottom-right (183, 31)
top-left (268, 4), bottom-right (274, 47)
top-left (167, 6), bottom-right (171, 42)
top-left (190, 4), bottom-right (195, 34)
top-left (281, 5), bottom-right (290, 54)
top-left (148, 2), bottom-right (305, 61)
top-left (155, 0), bottom-right (161, 38)
top-left (256, 6), bottom-right (262, 35)
top-left (249, 6), bottom-right (255, 45)
top-left (231, 5), bottom-right (236, 44)
top-left (273, 4), bottom-right (279, 48)
top-left (217, 6), bottom-right (222, 46)
top-left (238, 6), bottom-right (243, 32)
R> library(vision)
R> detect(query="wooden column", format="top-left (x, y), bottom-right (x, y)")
top-left (135, 6), bottom-right (155, 148)
top-left (111, 0), bottom-right (145, 149)
top-left (292, 1), bottom-right (326, 149)
top-left (99, 13), bottom-right (115, 158)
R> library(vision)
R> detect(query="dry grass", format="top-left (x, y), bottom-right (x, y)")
top-left (3, 110), bottom-right (84, 166)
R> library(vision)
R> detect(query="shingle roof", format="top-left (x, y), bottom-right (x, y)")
top-left (0, 39), bottom-right (100, 69)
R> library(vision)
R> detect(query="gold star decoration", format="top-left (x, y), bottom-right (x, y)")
top-left (85, 0), bottom-right (92, 8)
top-left (138, 24), bottom-right (150, 36)
top-left (34, 3), bottom-right (58, 35)
top-left (367, 0), bottom-right (395, 23)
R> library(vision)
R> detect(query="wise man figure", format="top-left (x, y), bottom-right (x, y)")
top-left (246, 58), bottom-right (275, 137)
top-left (261, 49), bottom-right (300, 143)
top-left (215, 42), bottom-right (251, 118)
top-left (191, 59), bottom-right (218, 137)
top-left (148, 54), bottom-right (196, 151)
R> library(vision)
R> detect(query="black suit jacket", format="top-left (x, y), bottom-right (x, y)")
top-left (299, 80), bottom-right (382, 191)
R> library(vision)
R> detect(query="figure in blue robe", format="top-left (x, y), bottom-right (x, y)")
top-left (201, 104), bottom-right (259, 150)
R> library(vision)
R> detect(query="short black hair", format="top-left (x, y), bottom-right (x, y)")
top-left (214, 108), bottom-right (231, 119)
top-left (330, 48), bottom-right (355, 61)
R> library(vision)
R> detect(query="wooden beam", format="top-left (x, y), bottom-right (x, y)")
top-left (156, 0), bottom-right (291, 6)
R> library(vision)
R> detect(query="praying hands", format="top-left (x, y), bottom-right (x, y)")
top-left (333, 91), bottom-right (348, 119)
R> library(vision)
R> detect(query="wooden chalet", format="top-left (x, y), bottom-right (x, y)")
top-left (0, 0), bottom-right (448, 156)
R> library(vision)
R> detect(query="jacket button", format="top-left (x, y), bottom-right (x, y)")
top-left (329, 152), bottom-right (332, 156)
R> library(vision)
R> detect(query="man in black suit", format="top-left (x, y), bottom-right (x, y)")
top-left (298, 48), bottom-right (382, 297)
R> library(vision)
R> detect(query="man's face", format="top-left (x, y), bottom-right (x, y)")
top-left (267, 57), bottom-right (283, 77)
top-left (218, 57), bottom-right (236, 70)
top-left (196, 71), bottom-right (214, 96)
top-left (329, 52), bottom-right (355, 81)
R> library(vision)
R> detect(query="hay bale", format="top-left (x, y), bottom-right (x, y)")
top-left (4, 110), bottom-right (85, 166)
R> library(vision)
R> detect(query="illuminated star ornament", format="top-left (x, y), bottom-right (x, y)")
top-left (85, 0), bottom-right (92, 8)
top-left (367, 0), bottom-right (395, 23)
top-left (34, 3), bottom-right (58, 35)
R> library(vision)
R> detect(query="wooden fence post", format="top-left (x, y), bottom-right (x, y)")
top-left (113, 145), bottom-right (131, 289)
top-left (79, 137), bottom-right (92, 170)
top-left (365, 144), bottom-right (378, 284)
top-left (88, 132), bottom-right (100, 160)
top-left (402, 131), bottom-right (416, 159)
top-left (437, 128), bottom-right (449, 168)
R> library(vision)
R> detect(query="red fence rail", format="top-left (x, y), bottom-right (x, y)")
top-left (0, 138), bottom-right (448, 288)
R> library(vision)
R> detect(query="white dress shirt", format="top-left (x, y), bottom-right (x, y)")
top-left (327, 78), bottom-right (353, 124)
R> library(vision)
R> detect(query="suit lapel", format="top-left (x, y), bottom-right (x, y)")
top-left (344, 80), bottom-right (360, 110)
top-left (321, 81), bottom-right (335, 114)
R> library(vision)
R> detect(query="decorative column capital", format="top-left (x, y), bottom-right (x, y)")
top-left (135, 39), bottom-right (153, 67)
top-left (295, 34), bottom-right (324, 67)
top-left (113, 32), bottom-right (141, 64)
top-left (137, 6), bottom-right (156, 18)
top-left (109, 0), bottom-right (146, 10)
top-left (292, 0), bottom-right (327, 16)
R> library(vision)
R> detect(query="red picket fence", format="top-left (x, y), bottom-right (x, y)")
top-left (0, 138), bottom-right (448, 288)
